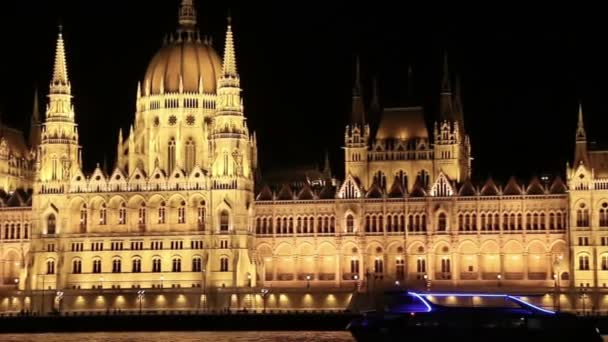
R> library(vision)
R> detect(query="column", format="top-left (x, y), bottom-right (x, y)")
top-left (499, 253), bottom-right (505, 279)
top-left (313, 255), bottom-right (319, 282)
top-left (294, 256), bottom-right (299, 282)
top-left (477, 253), bottom-right (482, 280)
top-left (272, 256), bottom-right (278, 281)
top-left (546, 253), bottom-right (553, 280)
top-left (452, 251), bottom-right (460, 285)
top-left (334, 254), bottom-right (341, 287)
top-left (523, 253), bottom-right (529, 280)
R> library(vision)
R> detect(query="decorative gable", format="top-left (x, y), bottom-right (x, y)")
top-left (366, 181), bottom-right (384, 198)
top-left (549, 176), bottom-right (567, 194)
top-left (388, 176), bottom-right (406, 198)
top-left (168, 167), bottom-right (188, 190)
top-left (277, 184), bottom-right (294, 200)
top-left (526, 176), bottom-right (545, 195)
top-left (188, 165), bottom-right (206, 190)
top-left (298, 183), bottom-right (315, 200)
top-left (256, 184), bottom-right (274, 201)
top-left (149, 167), bottom-right (167, 191)
top-left (502, 176), bottom-right (523, 196)
top-left (69, 168), bottom-right (87, 193)
top-left (128, 168), bottom-right (147, 191)
top-left (480, 178), bottom-right (499, 196)
top-left (458, 179), bottom-right (477, 196)
top-left (108, 167), bottom-right (128, 192)
top-left (338, 174), bottom-right (362, 199)
top-left (88, 166), bottom-right (108, 192)
top-left (430, 172), bottom-right (454, 197)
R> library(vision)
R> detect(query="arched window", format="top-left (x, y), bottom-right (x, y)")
top-left (417, 170), bottom-right (430, 187)
top-left (185, 138), bottom-right (196, 171)
top-left (517, 213), bottom-right (523, 230)
top-left (47, 214), bottom-right (56, 235)
top-left (112, 258), bottom-right (121, 273)
top-left (168, 137), bottom-right (176, 172)
top-left (152, 258), bottom-right (162, 272)
top-left (51, 156), bottom-right (59, 180)
top-left (92, 259), bottom-right (102, 273)
top-left (132, 258), bottom-right (141, 273)
top-left (577, 203), bottom-right (589, 227)
top-left (374, 258), bottom-right (384, 273)
top-left (178, 201), bottom-right (186, 224)
top-left (441, 258), bottom-right (451, 273)
top-left (99, 203), bottom-right (107, 225)
top-left (346, 214), bottom-right (354, 233)
top-left (118, 202), bottom-right (127, 225)
top-left (197, 200), bottom-right (206, 230)
top-left (24, 224), bottom-right (28, 239)
top-left (172, 258), bottom-right (182, 272)
top-left (602, 255), bottom-right (608, 271)
top-left (46, 260), bottom-right (55, 274)
top-left (549, 213), bottom-right (555, 230)
top-left (80, 204), bottom-right (87, 232)
top-left (556, 212), bottom-right (564, 229)
top-left (192, 257), bottom-right (202, 272)
top-left (526, 213), bottom-right (532, 230)
top-left (158, 201), bottom-right (166, 224)
top-left (72, 259), bottom-right (82, 274)
top-left (220, 256), bottom-right (229, 272)
top-left (138, 203), bottom-right (146, 228)
top-left (416, 258), bottom-right (426, 273)
top-left (438, 213), bottom-right (447, 232)
top-left (579, 254), bottom-right (590, 270)
top-left (540, 213), bottom-right (546, 230)
top-left (600, 203), bottom-right (608, 227)
top-left (220, 210), bottom-right (229, 231)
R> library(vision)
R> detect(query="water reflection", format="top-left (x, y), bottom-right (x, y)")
top-left (0, 331), bottom-right (354, 342)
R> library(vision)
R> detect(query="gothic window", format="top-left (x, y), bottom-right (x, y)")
top-left (365, 216), bottom-right (371, 232)
top-left (172, 258), bottom-right (182, 272)
top-left (220, 210), bottom-right (229, 232)
top-left (92, 259), bottom-right (102, 273)
top-left (330, 216), bottom-right (335, 233)
top-left (51, 156), bottom-right (58, 180)
top-left (198, 201), bottom-right (206, 230)
top-left (493, 213), bottom-right (500, 230)
top-left (158, 201), bottom-right (166, 224)
top-left (185, 138), bottom-right (196, 171)
top-left (526, 213), bottom-right (532, 230)
top-left (602, 255), bottom-right (608, 271)
top-left (421, 214), bottom-right (427, 231)
top-left (346, 214), bottom-right (354, 233)
top-left (350, 259), bottom-right (360, 274)
top-left (178, 201), bottom-right (186, 224)
top-left (480, 213), bottom-right (486, 231)
top-left (438, 213), bottom-right (447, 232)
top-left (577, 203), bottom-right (589, 227)
top-left (80, 204), bottom-right (87, 232)
top-left (99, 203), bottom-right (107, 225)
top-left (47, 260), bottom-right (55, 274)
top-left (138, 203), bottom-right (147, 227)
top-left (441, 258), bottom-right (451, 273)
top-left (399, 215), bottom-right (405, 231)
top-left (112, 258), bottom-right (122, 273)
top-left (416, 258), bottom-right (426, 273)
top-left (600, 203), bottom-right (608, 227)
top-left (556, 212), bottom-right (564, 229)
top-left (395, 259), bottom-right (405, 280)
top-left (465, 214), bottom-right (471, 231)
top-left (517, 213), bottom-right (523, 230)
top-left (540, 213), bottom-right (546, 230)
top-left (152, 258), bottom-right (162, 272)
top-left (374, 258), bottom-right (384, 273)
top-left (132, 258), bottom-right (141, 273)
top-left (192, 257), bottom-right (202, 272)
top-left (220, 257), bottom-right (229, 272)
top-left (118, 203), bottom-right (127, 225)
top-left (549, 213), bottom-right (555, 229)
top-left (47, 214), bottom-right (56, 235)
top-left (579, 254), bottom-right (590, 270)
top-left (168, 138), bottom-right (176, 172)
top-left (24, 224), bottom-right (28, 239)
top-left (223, 152), bottom-right (229, 176)
top-left (72, 259), bottom-right (82, 274)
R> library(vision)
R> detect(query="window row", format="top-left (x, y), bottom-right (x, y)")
top-left (255, 216), bottom-right (336, 235)
top-left (65, 257), bottom-right (207, 274)
top-left (71, 240), bottom-right (205, 252)
top-left (3, 223), bottom-right (29, 240)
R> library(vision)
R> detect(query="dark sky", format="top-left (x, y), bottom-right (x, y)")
top-left (0, 1), bottom-right (602, 182)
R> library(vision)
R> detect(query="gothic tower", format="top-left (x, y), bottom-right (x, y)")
top-left (344, 58), bottom-right (370, 186)
top-left (432, 53), bottom-right (471, 182)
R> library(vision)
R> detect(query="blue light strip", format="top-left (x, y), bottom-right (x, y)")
top-left (408, 292), bottom-right (433, 312)
top-left (507, 296), bottom-right (555, 315)
top-left (416, 292), bottom-right (507, 298)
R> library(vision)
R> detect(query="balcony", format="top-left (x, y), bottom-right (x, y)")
top-left (297, 273), bottom-right (315, 281)
top-left (528, 272), bottom-right (548, 280)
top-left (342, 273), bottom-right (358, 281)
top-left (318, 273), bottom-right (335, 281)
top-left (435, 272), bottom-right (452, 280)
top-left (504, 272), bottom-right (524, 280)
top-left (277, 273), bottom-right (294, 281)
top-left (481, 272), bottom-right (500, 280)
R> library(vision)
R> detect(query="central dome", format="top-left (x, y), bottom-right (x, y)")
top-left (143, 39), bottom-right (222, 95)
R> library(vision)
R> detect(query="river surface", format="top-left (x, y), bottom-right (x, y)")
top-left (0, 331), bottom-right (354, 342)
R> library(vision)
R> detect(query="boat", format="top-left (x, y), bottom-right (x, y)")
top-left (346, 291), bottom-right (602, 341)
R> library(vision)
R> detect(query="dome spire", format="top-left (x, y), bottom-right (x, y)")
top-left (576, 102), bottom-right (586, 141)
top-left (222, 15), bottom-right (238, 77)
top-left (50, 25), bottom-right (70, 95)
top-left (178, 0), bottom-right (197, 33)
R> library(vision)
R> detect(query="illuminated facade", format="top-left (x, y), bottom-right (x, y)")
top-left (0, 0), bottom-right (603, 312)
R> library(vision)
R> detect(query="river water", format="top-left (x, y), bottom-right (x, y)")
top-left (0, 332), bottom-right (354, 342)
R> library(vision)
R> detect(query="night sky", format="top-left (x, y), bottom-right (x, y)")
top-left (0, 1), bottom-right (601, 183)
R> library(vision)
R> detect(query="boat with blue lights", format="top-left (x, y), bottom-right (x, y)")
top-left (346, 291), bottom-right (602, 341)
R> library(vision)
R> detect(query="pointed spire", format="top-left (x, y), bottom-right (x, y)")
top-left (222, 15), bottom-right (238, 77)
top-left (50, 25), bottom-right (70, 94)
top-left (136, 81), bottom-right (141, 99)
top-left (370, 75), bottom-right (380, 114)
top-left (438, 51), bottom-right (454, 122)
top-left (576, 102), bottom-right (586, 141)
top-left (118, 128), bottom-right (123, 146)
top-left (178, 0), bottom-right (197, 32)
top-left (452, 73), bottom-right (465, 134)
top-left (441, 51), bottom-right (451, 94)
top-left (29, 87), bottom-right (42, 148)
top-left (322, 150), bottom-right (332, 179)
top-left (350, 56), bottom-right (365, 126)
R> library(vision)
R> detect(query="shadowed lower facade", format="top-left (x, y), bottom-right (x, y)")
top-left (0, 0), bottom-right (604, 314)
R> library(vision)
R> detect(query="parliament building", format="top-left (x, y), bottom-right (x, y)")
top-left (0, 1), bottom-right (604, 313)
